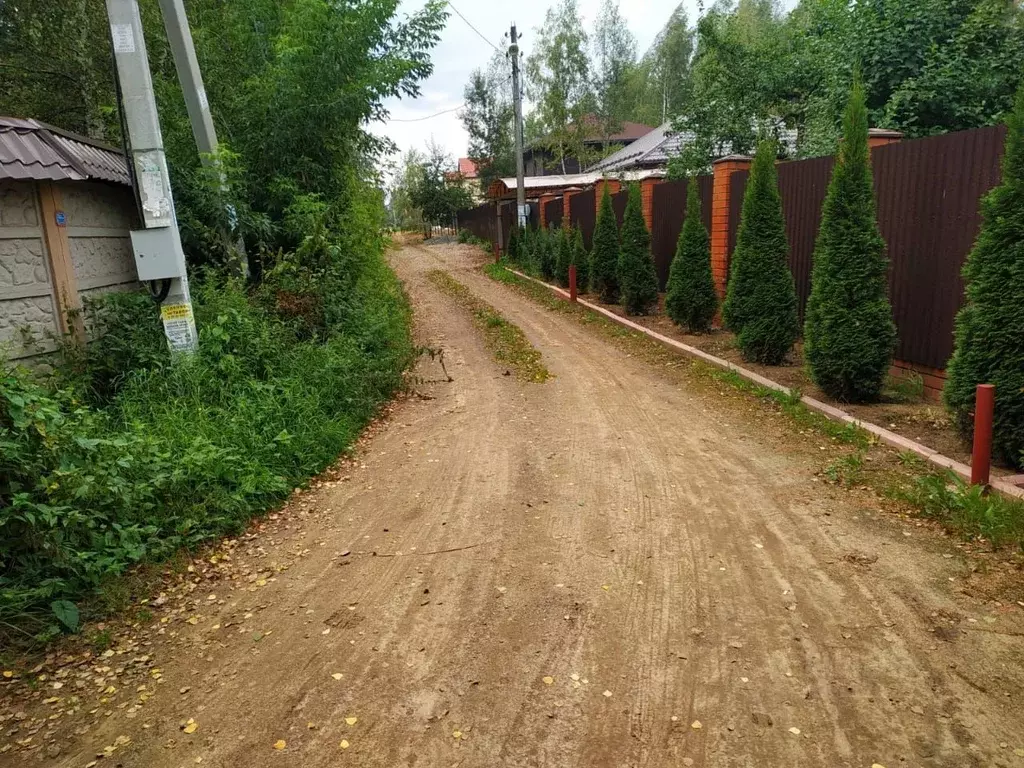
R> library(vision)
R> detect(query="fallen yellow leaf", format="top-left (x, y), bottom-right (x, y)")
top-left (345, 716), bottom-right (358, 726)
top-left (452, 730), bottom-right (462, 739)
top-left (339, 739), bottom-right (350, 749)
top-left (542, 676), bottom-right (554, 685)
top-left (331, 673), bottom-right (343, 681)
top-left (183, 719), bottom-right (198, 735)
top-left (273, 739), bottom-right (286, 750)
top-left (601, 585), bottom-right (610, 591)
top-left (2, 671), bottom-right (12, 679)
top-left (691, 720), bottom-right (702, 730)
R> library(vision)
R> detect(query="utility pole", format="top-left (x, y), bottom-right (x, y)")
top-left (157, 0), bottom-right (247, 277)
top-left (106, 0), bottom-right (198, 352)
top-left (509, 23), bottom-right (527, 229)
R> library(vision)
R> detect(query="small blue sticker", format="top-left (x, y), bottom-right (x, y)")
top-left (55, 211), bottom-right (67, 227)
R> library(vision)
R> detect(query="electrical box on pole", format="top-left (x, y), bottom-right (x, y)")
top-left (106, 0), bottom-right (198, 353)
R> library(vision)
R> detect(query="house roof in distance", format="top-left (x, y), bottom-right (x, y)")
top-left (457, 158), bottom-right (479, 178)
top-left (0, 117), bottom-right (130, 185)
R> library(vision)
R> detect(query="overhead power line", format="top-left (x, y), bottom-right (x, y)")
top-left (390, 104), bottom-right (466, 122)
top-left (446, 1), bottom-right (502, 52)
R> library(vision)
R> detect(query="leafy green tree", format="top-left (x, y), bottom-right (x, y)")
top-left (804, 79), bottom-right (896, 401)
top-left (665, 180), bottom-right (717, 332)
top-left (462, 51), bottom-right (515, 194)
top-left (525, 0), bottom-right (594, 173)
top-left (387, 149), bottom-right (426, 229)
top-left (617, 185), bottom-right (659, 315)
top-left (722, 140), bottom-right (799, 364)
top-left (944, 79), bottom-right (1024, 468)
top-left (571, 227), bottom-right (589, 292)
top-left (590, 185), bottom-right (620, 302)
top-left (555, 227), bottom-right (572, 287)
top-left (409, 141), bottom-right (474, 227)
top-left (592, 0), bottom-right (637, 133)
top-left (630, 4), bottom-right (694, 126)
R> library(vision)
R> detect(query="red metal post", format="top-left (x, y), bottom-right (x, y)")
top-left (568, 264), bottom-right (577, 303)
top-left (971, 384), bottom-right (995, 486)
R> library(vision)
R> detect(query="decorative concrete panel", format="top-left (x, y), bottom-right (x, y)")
top-left (70, 236), bottom-right (136, 286)
top-left (0, 181), bottom-right (40, 228)
top-left (60, 182), bottom-right (136, 230)
top-left (0, 295), bottom-right (57, 358)
top-left (0, 238), bottom-right (49, 289)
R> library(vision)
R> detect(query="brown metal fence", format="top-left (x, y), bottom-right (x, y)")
top-left (456, 203), bottom-right (494, 244)
top-left (612, 189), bottom-right (628, 227)
top-left (569, 189), bottom-right (596, 248)
top-left (724, 124), bottom-right (1007, 370)
top-left (544, 197), bottom-right (563, 230)
top-left (650, 175), bottom-right (713, 290)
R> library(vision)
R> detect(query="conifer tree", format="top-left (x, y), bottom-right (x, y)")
top-left (944, 78), bottom-right (1024, 468)
top-left (722, 140), bottom-right (799, 364)
top-left (590, 184), bottom-right (620, 302)
top-left (617, 184), bottom-right (659, 315)
top-left (555, 226), bottom-right (572, 287)
top-left (665, 179), bottom-right (717, 332)
top-left (571, 227), bottom-right (589, 292)
top-left (804, 78), bottom-right (896, 401)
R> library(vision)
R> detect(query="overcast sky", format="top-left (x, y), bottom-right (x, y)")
top-left (369, 0), bottom-right (798, 176)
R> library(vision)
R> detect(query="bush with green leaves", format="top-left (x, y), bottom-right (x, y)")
top-left (944, 80), bottom-right (1024, 469)
top-left (0, 200), bottom-right (411, 644)
top-left (506, 225), bottom-right (522, 264)
top-left (665, 180), bottom-right (717, 332)
top-left (570, 227), bottom-right (589, 292)
top-left (804, 79), bottom-right (896, 402)
top-left (722, 141), bottom-right (799, 364)
top-left (591, 185), bottom-right (620, 302)
top-left (617, 184), bottom-right (659, 315)
top-left (538, 226), bottom-right (556, 280)
top-left (555, 226), bottom-right (572, 287)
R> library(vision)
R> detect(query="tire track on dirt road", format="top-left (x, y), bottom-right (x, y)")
top-left (9, 240), bottom-right (1022, 768)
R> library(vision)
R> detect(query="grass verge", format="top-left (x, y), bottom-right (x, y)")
top-left (429, 270), bottom-right (549, 383)
top-left (484, 263), bottom-right (1024, 552)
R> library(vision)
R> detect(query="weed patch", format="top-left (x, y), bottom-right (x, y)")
top-left (429, 270), bottom-right (548, 383)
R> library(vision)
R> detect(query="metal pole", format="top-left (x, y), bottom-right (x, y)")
top-left (510, 24), bottom-right (526, 229)
top-left (569, 264), bottom-right (577, 302)
top-left (106, 0), bottom-right (198, 352)
top-left (971, 384), bottom-right (995, 486)
top-left (157, 0), bottom-right (247, 277)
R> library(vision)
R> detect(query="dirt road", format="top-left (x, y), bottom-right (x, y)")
top-left (8, 242), bottom-right (1024, 767)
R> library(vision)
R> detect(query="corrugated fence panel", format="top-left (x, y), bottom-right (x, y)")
top-left (456, 203), bottom-right (494, 245)
top-left (650, 177), bottom-right (714, 290)
top-left (727, 171), bottom-right (748, 273)
top-left (776, 155), bottom-right (834, 320)
top-left (612, 189), bottom-right (628, 227)
top-left (874, 124), bottom-right (1006, 370)
top-left (544, 197), bottom-right (563, 230)
top-left (569, 188), bottom-right (596, 249)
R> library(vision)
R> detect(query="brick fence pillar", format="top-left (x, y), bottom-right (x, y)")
top-left (710, 155), bottom-right (753, 300)
top-left (868, 128), bottom-right (903, 150)
top-left (538, 194), bottom-right (556, 230)
top-left (593, 179), bottom-right (621, 215)
top-left (640, 178), bottom-right (660, 231)
top-left (563, 190), bottom-right (576, 230)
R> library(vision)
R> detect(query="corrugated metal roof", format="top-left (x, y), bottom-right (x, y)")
top-left (0, 118), bottom-right (130, 185)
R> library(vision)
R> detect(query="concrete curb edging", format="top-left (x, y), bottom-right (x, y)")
top-left (505, 268), bottom-right (1024, 501)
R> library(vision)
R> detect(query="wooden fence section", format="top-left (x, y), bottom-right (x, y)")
top-left (650, 176), bottom-right (713, 290)
top-left (725, 124), bottom-right (1007, 371)
top-left (569, 188), bottom-right (596, 248)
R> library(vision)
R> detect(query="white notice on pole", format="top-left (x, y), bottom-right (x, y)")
top-left (160, 303), bottom-right (198, 353)
top-left (517, 204), bottom-right (528, 228)
top-left (111, 24), bottom-right (136, 53)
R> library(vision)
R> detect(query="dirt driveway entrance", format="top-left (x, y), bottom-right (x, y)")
top-left (8, 241), bottom-right (1023, 768)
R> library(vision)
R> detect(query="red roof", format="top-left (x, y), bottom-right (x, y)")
top-left (457, 157), bottom-right (479, 178)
